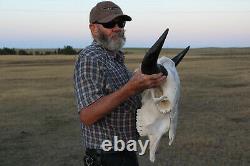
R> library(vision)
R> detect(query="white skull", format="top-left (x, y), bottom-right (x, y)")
top-left (136, 56), bottom-right (181, 162)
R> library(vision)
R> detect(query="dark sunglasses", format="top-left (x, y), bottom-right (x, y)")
top-left (96, 21), bottom-right (126, 29)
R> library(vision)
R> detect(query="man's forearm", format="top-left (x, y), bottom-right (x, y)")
top-left (79, 83), bottom-right (136, 126)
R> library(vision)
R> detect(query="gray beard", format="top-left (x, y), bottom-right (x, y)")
top-left (95, 29), bottom-right (126, 52)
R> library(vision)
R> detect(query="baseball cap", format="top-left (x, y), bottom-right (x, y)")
top-left (89, 1), bottom-right (132, 23)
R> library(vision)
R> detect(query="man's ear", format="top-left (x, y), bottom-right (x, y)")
top-left (89, 24), bottom-right (98, 36)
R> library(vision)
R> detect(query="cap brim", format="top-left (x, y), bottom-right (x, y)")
top-left (99, 14), bottom-right (132, 23)
top-left (116, 15), bottom-right (132, 21)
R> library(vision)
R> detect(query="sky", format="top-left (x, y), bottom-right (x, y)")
top-left (0, 0), bottom-right (250, 48)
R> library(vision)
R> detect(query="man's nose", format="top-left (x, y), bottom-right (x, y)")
top-left (112, 24), bottom-right (122, 32)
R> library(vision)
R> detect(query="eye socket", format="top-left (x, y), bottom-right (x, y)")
top-left (154, 88), bottom-right (163, 98)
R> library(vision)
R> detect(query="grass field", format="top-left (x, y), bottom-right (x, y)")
top-left (0, 48), bottom-right (250, 166)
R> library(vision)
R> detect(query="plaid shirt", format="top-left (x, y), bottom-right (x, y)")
top-left (74, 41), bottom-right (141, 149)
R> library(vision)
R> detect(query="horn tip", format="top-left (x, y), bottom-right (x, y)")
top-left (164, 28), bottom-right (169, 34)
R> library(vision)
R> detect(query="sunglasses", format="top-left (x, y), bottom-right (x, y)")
top-left (96, 21), bottom-right (126, 29)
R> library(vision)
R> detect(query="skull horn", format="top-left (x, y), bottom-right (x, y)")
top-left (171, 46), bottom-right (190, 66)
top-left (141, 29), bottom-right (169, 76)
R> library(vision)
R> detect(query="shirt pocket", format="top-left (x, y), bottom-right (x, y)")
top-left (105, 64), bottom-right (129, 92)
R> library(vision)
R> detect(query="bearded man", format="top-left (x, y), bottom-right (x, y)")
top-left (73, 1), bottom-right (166, 166)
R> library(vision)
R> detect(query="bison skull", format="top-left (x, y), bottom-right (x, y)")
top-left (136, 28), bottom-right (189, 162)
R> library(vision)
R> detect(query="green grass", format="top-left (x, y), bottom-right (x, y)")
top-left (0, 49), bottom-right (250, 166)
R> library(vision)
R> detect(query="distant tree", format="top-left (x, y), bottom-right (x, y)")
top-left (35, 51), bottom-right (41, 55)
top-left (45, 51), bottom-right (51, 55)
top-left (58, 45), bottom-right (77, 55)
top-left (18, 49), bottom-right (29, 55)
top-left (0, 47), bottom-right (16, 55)
top-left (57, 48), bottom-right (62, 54)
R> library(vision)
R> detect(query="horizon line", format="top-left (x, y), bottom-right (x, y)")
top-left (1, 46), bottom-right (250, 49)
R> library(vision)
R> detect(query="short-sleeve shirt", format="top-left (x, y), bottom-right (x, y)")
top-left (74, 41), bottom-right (141, 149)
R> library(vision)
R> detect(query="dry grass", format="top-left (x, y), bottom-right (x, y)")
top-left (0, 48), bottom-right (250, 166)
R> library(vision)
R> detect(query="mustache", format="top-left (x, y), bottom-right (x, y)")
top-left (111, 30), bottom-right (125, 38)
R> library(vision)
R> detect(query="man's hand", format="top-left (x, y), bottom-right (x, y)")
top-left (125, 69), bottom-right (167, 95)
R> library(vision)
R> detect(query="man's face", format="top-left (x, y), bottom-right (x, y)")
top-left (92, 19), bottom-right (126, 51)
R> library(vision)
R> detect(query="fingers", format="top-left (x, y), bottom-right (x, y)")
top-left (129, 71), bottom-right (167, 92)
top-left (145, 73), bottom-right (166, 81)
top-left (144, 73), bottom-right (166, 88)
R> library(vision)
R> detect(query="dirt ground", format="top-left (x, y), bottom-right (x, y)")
top-left (0, 48), bottom-right (249, 166)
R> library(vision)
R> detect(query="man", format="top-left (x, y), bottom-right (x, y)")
top-left (74, 1), bottom-right (166, 166)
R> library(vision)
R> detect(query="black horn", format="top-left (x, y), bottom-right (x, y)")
top-left (141, 29), bottom-right (169, 76)
top-left (172, 46), bottom-right (190, 66)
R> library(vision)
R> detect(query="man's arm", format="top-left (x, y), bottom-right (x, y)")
top-left (80, 71), bottom-right (166, 126)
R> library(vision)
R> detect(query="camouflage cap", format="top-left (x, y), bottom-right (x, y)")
top-left (89, 1), bottom-right (132, 23)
